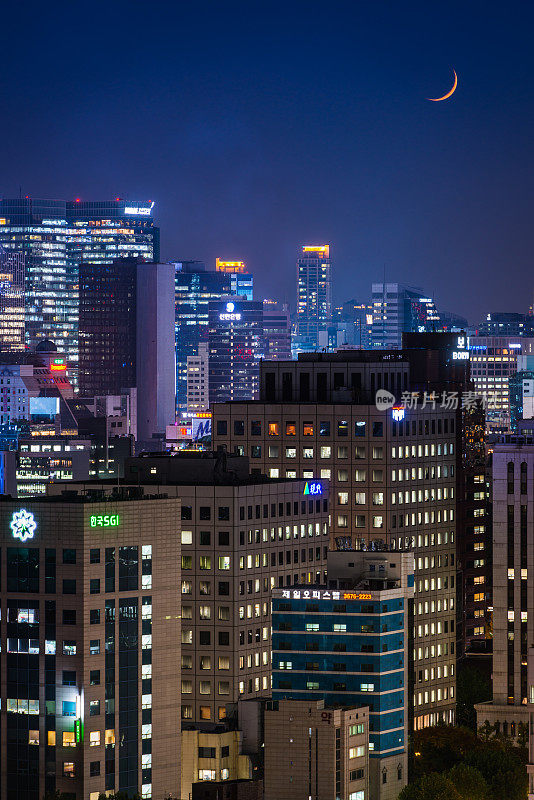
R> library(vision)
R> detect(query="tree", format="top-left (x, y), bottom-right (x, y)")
top-left (447, 763), bottom-right (489, 800)
top-left (465, 741), bottom-right (528, 800)
top-left (411, 726), bottom-right (478, 779)
top-left (456, 664), bottom-right (491, 729)
top-left (98, 794), bottom-right (140, 800)
top-left (398, 772), bottom-right (462, 800)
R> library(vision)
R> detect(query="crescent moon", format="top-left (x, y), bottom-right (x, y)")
top-left (428, 70), bottom-right (458, 102)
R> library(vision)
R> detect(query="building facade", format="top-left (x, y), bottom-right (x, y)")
top-left (212, 352), bottom-right (460, 730)
top-left (208, 299), bottom-right (264, 405)
top-left (70, 452), bottom-right (330, 726)
top-left (79, 259), bottom-right (176, 445)
top-left (271, 551), bottom-right (413, 800)
top-left (371, 283), bottom-right (430, 350)
top-left (0, 491), bottom-right (180, 800)
top-left (469, 336), bottom-right (534, 428)
top-left (264, 699), bottom-right (369, 800)
top-left (0, 198), bottom-right (159, 384)
top-left (295, 245), bottom-right (332, 351)
top-left (174, 262), bottom-right (254, 412)
top-left (262, 300), bottom-right (292, 360)
top-left (0, 248), bottom-right (25, 351)
top-left (477, 440), bottom-right (534, 735)
top-left (187, 342), bottom-right (210, 412)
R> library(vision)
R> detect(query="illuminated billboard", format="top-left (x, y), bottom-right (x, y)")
top-left (30, 397), bottom-right (60, 418)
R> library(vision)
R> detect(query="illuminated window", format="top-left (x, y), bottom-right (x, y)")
top-left (63, 762), bottom-right (75, 778)
top-left (90, 731), bottom-right (100, 747)
top-left (268, 422), bottom-right (280, 436)
top-left (63, 732), bottom-right (76, 747)
top-left (303, 422), bottom-right (314, 436)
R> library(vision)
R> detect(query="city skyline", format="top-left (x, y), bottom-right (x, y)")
top-left (0, 2), bottom-right (532, 320)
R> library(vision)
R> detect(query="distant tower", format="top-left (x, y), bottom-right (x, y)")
top-left (0, 247), bottom-right (25, 351)
top-left (295, 245), bottom-right (332, 350)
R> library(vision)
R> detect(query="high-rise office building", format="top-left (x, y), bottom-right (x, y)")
top-left (469, 336), bottom-right (534, 428)
top-left (332, 301), bottom-right (374, 350)
top-left (187, 342), bottom-right (210, 412)
top-left (212, 349), bottom-right (460, 731)
top-left (216, 259), bottom-right (254, 299)
top-left (295, 245), bottom-right (332, 351)
top-left (0, 247), bottom-right (25, 351)
top-left (262, 300), bottom-right (292, 360)
top-left (476, 312), bottom-right (534, 338)
top-left (510, 357), bottom-right (534, 432)
top-left (371, 284), bottom-right (440, 349)
top-left (208, 298), bottom-right (263, 404)
top-left (174, 262), bottom-right (254, 411)
top-left (0, 198), bottom-right (159, 382)
top-left (0, 491), bottom-right (181, 800)
top-left (69, 451), bottom-right (330, 725)
top-left (78, 259), bottom-right (137, 396)
top-left (271, 550), bottom-right (413, 800)
top-left (476, 438), bottom-right (534, 736)
top-left (79, 259), bottom-right (176, 445)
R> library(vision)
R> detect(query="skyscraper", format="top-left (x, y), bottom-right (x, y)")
top-left (0, 198), bottom-right (159, 382)
top-left (295, 245), bottom-right (332, 351)
top-left (371, 283), bottom-right (438, 349)
top-left (476, 438), bottom-right (534, 736)
top-left (0, 248), bottom-right (25, 351)
top-left (469, 336), bottom-right (534, 428)
top-left (174, 261), bottom-right (254, 411)
top-left (78, 259), bottom-right (176, 445)
top-left (212, 349), bottom-right (460, 731)
top-left (208, 298), bottom-right (263, 404)
top-left (262, 300), bottom-right (292, 360)
top-left (0, 491), bottom-right (181, 800)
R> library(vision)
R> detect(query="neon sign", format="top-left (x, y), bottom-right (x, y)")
top-left (303, 481), bottom-right (322, 496)
top-left (10, 509), bottom-right (37, 542)
top-left (219, 300), bottom-right (241, 321)
top-left (90, 514), bottom-right (119, 528)
top-left (124, 204), bottom-right (153, 216)
top-left (452, 351), bottom-right (469, 360)
top-left (392, 407), bottom-right (405, 422)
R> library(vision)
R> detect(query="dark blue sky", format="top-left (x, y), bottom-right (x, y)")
top-left (1, 1), bottom-right (533, 321)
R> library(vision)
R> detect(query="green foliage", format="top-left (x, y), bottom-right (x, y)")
top-left (404, 726), bottom-right (528, 800)
top-left (447, 763), bottom-right (489, 800)
top-left (456, 665), bottom-right (491, 729)
top-left (411, 726), bottom-right (478, 779)
top-left (398, 772), bottom-right (462, 800)
top-left (98, 794), bottom-right (140, 800)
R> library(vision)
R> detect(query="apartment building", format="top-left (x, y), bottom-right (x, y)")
top-left (0, 490), bottom-right (181, 800)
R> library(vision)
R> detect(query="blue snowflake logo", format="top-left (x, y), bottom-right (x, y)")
top-left (10, 509), bottom-right (37, 542)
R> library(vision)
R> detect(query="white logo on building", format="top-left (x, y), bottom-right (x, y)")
top-left (10, 509), bottom-right (37, 542)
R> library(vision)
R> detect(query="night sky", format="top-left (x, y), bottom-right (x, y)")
top-left (1, 1), bottom-right (533, 322)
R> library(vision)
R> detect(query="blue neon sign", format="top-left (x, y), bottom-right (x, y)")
top-left (303, 481), bottom-right (322, 496)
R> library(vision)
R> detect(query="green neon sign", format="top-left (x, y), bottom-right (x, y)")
top-left (90, 514), bottom-right (119, 528)
top-left (74, 719), bottom-right (83, 743)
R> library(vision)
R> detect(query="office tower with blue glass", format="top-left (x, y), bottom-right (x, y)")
top-left (0, 198), bottom-right (159, 384)
top-left (371, 284), bottom-right (443, 349)
top-left (272, 550), bottom-right (414, 800)
top-left (0, 491), bottom-right (181, 800)
top-left (174, 260), bottom-right (254, 411)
